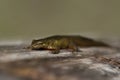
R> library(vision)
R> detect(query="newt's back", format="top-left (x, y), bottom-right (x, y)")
top-left (46, 35), bottom-right (110, 47)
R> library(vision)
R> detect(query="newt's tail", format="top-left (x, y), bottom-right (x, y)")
top-left (75, 37), bottom-right (110, 47)
top-left (90, 41), bottom-right (110, 47)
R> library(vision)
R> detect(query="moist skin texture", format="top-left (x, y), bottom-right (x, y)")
top-left (28, 35), bottom-right (110, 54)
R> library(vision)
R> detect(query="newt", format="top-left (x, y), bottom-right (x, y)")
top-left (27, 35), bottom-right (110, 54)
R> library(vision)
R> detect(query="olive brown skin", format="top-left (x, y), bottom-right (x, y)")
top-left (27, 35), bottom-right (110, 54)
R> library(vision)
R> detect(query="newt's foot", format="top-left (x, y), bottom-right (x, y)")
top-left (51, 50), bottom-right (60, 54)
top-left (72, 49), bottom-right (82, 53)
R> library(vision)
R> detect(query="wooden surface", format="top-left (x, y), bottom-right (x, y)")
top-left (0, 39), bottom-right (120, 80)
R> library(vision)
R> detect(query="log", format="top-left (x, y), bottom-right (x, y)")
top-left (0, 39), bottom-right (119, 80)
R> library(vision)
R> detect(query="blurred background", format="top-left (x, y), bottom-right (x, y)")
top-left (0, 0), bottom-right (120, 40)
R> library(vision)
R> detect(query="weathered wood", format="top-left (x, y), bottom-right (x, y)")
top-left (0, 39), bottom-right (119, 80)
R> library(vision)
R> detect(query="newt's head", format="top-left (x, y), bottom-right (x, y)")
top-left (28, 39), bottom-right (60, 50)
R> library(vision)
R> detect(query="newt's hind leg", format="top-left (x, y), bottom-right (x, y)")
top-left (68, 42), bottom-right (81, 53)
top-left (51, 47), bottom-right (60, 54)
